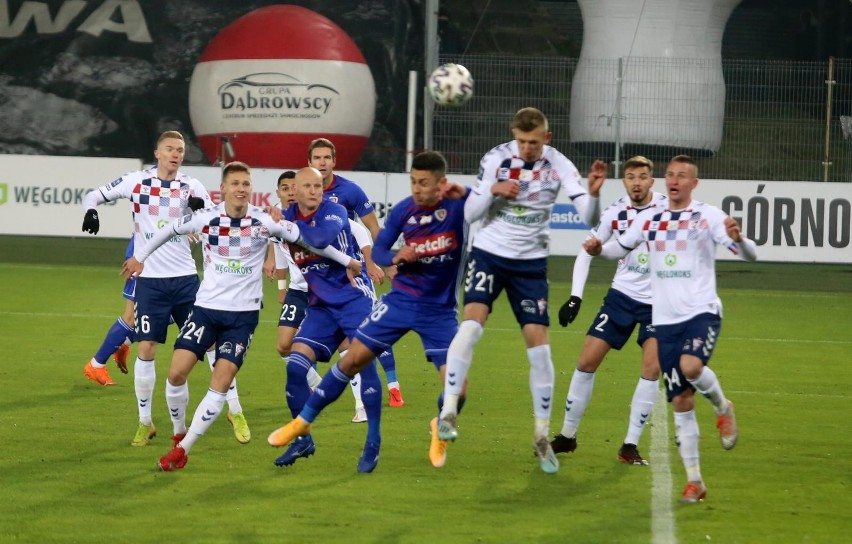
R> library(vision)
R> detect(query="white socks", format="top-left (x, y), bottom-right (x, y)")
top-left (165, 379), bottom-right (189, 436)
top-left (527, 344), bottom-right (555, 439)
top-left (674, 409), bottom-right (702, 483)
top-left (134, 357), bottom-right (156, 425)
top-left (688, 367), bottom-right (728, 415)
top-left (559, 369), bottom-right (595, 438)
top-left (180, 389), bottom-right (226, 454)
top-left (440, 320), bottom-right (483, 417)
top-left (624, 378), bottom-right (659, 445)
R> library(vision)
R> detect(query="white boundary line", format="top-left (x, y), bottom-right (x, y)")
top-left (651, 388), bottom-right (676, 544)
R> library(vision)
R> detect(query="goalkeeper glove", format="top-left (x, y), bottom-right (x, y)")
top-left (188, 196), bottom-right (205, 211)
top-left (82, 209), bottom-right (100, 234)
top-left (558, 296), bottom-right (582, 327)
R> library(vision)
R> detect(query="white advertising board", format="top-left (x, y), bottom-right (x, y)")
top-left (1, 155), bottom-right (849, 263)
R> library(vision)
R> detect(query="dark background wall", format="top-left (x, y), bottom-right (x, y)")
top-left (1, 0), bottom-right (848, 171)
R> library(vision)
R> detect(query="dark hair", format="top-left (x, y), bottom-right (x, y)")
top-left (222, 161), bottom-right (251, 180)
top-left (411, 150), bottom-right (447, 178)
top-left (278, 170), bottom-right (296, 183)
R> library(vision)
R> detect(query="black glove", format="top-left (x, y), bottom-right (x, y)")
top-left (82, 209), bottom-right (99, 234)
top-left (188, 196), bottom-right (205, 211)
top-left (558, 296), bottom-right (582, 327)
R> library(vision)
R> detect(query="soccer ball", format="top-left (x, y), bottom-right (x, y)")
top-left (428, 63), bottom-right (473, 107)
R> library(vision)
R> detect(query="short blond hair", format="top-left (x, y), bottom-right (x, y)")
top-left (156, 130), bottom-right (184, 146)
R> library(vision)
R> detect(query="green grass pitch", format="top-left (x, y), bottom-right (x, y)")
top-left (0, 236), bottom-right (850, 543)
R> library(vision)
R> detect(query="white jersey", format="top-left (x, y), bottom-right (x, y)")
top-left (611, 200), bottom-right (757, 325)
top-left (465, 140), bottom-right (598, 259)
top-left (82, 167), bottom-right (211, 278)
top-left (135, 204), bottom-right (352, 312)
top-left (578, 192), bottom-right (668, 303)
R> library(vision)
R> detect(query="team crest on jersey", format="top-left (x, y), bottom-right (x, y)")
top-left (691, 337), bottom-right (704, 352)
top-left (434, 209), bottom-right (447, 221)
top-left (328, 195), bottom-right (339, 203)
top-left (251, 226), bottom-right (262, 238)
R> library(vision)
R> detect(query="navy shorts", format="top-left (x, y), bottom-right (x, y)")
top-left (355, 291), bottom-right (458, 370)
top-left (173, 306), bottom-right (259, 368)
top-left (278, 288), bottom-right (308, 328)
top-left (294, 296), bottom-right (374, 362)
top-left (462, 247), bottom-right (549, 327)
top-left (586, 288), bottom-right (654, 350)
top-left (656, 313), bottom-right (722, 401)
top-left (122, 277), bottom-right (136, 301)
top-left (134, 275), bottom-right (199, 343)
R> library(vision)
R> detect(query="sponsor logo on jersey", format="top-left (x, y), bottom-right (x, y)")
top-left (213, 258), bottom-right (253, 275)
top-left (406, 231), bottom-right (457, 257)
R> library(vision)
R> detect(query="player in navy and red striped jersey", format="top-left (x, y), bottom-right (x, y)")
top-left (551, 156), bottom-right (668, 466)
top-left (120, 162), bottom-right (359, 471)
top-left (308, 138), bottom-right (406, 411)
top-left (585, 155), bottom-right (757, 504)
top-left (80, 130), bottom-right (243, 447)
top-left (437, 108), bottom-right (605, 474)
top-left (268, 151), bottom-right (469, 471)
top-left (268, 166), bottom-right (383, 472)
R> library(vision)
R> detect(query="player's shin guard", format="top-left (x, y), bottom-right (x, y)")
top-left (303, 363), bottom-right (352, 422)
top-left (94, 318), bottom-right (135, 364)
top-left (527, 344), bottom-right (555, 438)
top-left (674, 409), bottom-right (702, 483)
top-left (285, 352), bottom-right (313, 418)
top-left (182, 389), bottom-right (227, 453)
top-left (687, 367), bottom-right (728, 415)
top-left (560, 369), bottom-right (595, 438)
top-left (377, 348), bottom-right (397, 384)
top-left (134, 358), bottom-right (156, 425)
top-left (625, 378), bottom-right (659, 445)
top-left (360, 361), bottom-right (383, 445)
top-left (441, 320), bottom-right (482, 417)
top-left (165, 379), bottom-right (189, 435)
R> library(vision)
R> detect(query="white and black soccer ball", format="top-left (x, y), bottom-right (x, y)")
top-left (427, 63), bottom-right (473, 107)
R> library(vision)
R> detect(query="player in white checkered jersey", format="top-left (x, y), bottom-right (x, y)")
top-left (584, 154), bottom-right (757, 504)
top-left (120, 161), bottom-right (361, 471)
top-left (437, 107), bottom-right (606, 474)
top-left (81, 131), bottom-right (232, 447)
top-left (551, 155), bottom-right (669, 467)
